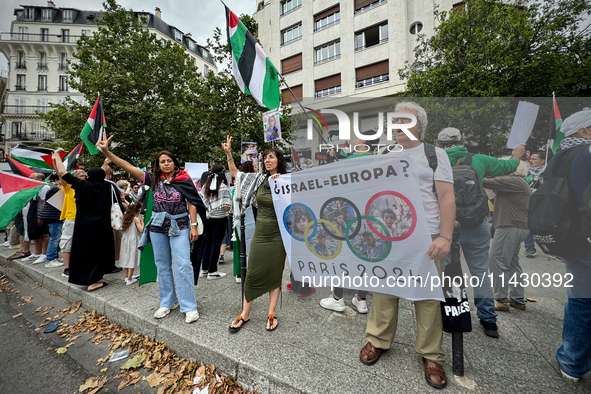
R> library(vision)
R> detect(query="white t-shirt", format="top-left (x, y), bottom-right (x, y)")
top-left (400, 144), bottom-right (453, 234)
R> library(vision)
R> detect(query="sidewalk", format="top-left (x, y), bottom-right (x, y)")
top-left (1, 243), bottom-right (589, 394)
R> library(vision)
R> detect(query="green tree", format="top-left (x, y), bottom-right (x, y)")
top-left (396, 0), bottom-right (591, 154)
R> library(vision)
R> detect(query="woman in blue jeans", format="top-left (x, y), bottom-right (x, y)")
top-left (97, 134), bottom-right (205, 324)
top-left (199, 163), bottom-right (232, 280)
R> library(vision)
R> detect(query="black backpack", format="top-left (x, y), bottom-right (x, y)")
top-left (528, 146), bottom-right (590, 258)
top-left (424, 144), bottom-right (489, 229)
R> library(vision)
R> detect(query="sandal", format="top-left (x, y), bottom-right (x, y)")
top-left (228, 315), bottom-right (249, 333)
top-left (266, 314), bottom-right (278, 331)
top-left (7, 251), bottom-right (28, 260)
top-left (423, 357), bottom-right (447, 389)
top-left (88, 282), bottom-right (109, 292)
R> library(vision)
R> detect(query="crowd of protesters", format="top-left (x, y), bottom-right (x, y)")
top-left (1, 105), bottom-right (590, 388)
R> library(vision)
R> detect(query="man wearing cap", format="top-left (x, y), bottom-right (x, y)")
top-left (436, 127), bottom-right (525, 338)
top-left (550, 109), bottom-right (591, 382)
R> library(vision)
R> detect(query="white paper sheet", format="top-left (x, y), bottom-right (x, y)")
top-left (46, 189), bottom-right (64, 211)
top-left (506, 101), bottom-right (539, 149)
top-left (184, 163), bottom-right (209, 182)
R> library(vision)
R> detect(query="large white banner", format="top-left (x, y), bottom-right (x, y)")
top-left (271, 155), bottom-right (443, 301)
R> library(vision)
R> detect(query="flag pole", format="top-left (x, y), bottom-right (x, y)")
top-left (277, 72), bottom-right (333, 149)
top-left (544, 92), bottom-right (555, 169)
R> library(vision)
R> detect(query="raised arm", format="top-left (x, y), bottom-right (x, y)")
top-left (222, 135), bottom-right (238, 178)
top-left (96, 131), bottom-right (144, 180)
top-left (52, 149), bottom-right (68, 177)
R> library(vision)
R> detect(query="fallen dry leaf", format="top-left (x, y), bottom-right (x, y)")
top-left (121, 354), bottom-right (147, 370)
top-left (56, 347), bottom-right (67, 354)
top-left (12, 313), bottom-right (22, 318)
top-left (100, 368), bottom-right (108, 373)
top-left (49, 291), bottom-right (59, 296)
top-left (146, 371), bottom-right (164, 387)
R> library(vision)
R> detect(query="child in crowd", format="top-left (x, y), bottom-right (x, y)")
top-left (119, 202), bottom-right (143, 285)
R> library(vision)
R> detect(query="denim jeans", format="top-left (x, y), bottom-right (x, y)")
top-left (47, 222), bottom-right (63, 261)
top-left (556, 249), bottom-right (591, 378)
top-left (523, 232), bottom-right (535, 250)
top-left (445, 218), bottom-right (497, 323)
top-left (150, 229), bottom-right (197, 313)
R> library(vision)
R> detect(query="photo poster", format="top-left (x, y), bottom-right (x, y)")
top-left (185, 162), bottom-right (209, 189)
top-left (241, 142), bottom-right (259, 168)
top-left (263, 109), bottom-right (281, 142)
top-left (270, 154), bottom-right (444, 301)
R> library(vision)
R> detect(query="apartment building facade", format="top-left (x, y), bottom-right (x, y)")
top-left (254, 0), bottom-right (462, 105)
top-left (0, 2), bottom-right (217, 160)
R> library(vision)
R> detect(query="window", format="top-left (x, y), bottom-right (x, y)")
top-left (59, 76), bottom-right (68, 92)
top-left (61, 29), bottom-right (70, 43)
top-left (314, 6), bottom-right (340, 32)
top-left (281, 24), bottom-right (302, 46)
top-left (354, 0), bottom-right (387, 15)
top-left (16, 75), bottom-right (26, 90)
top-left (62, 10), bottom-right (73, 22)
top-left (188, 40), bottom-right (195, 51)
top-left (81, 29), bottom-right (91, 36)
top-left (38, 52), bottom-right (47, 70)
top-left (41, 28), bottom-right (49, 42)
top-left (138, 14), bottom-right (149, 26)
top-left (355, 60), bottom-right (389, 88)
top-left (355, 23), bottom-right (388, 51)
top-left (204, 65), bottom-right (210, 76)
top-left (202, 48), bottom-right (210, 59)
top-left (42, 9), bottom-right (52, 21)
top-left (38, 76), bottom-right (47, 91)
top-left (410, 22), bottom-right (423, 34)
top-left (281, 53), bottom-right (302, 74)
top-left (315, 74), bottom-right (341, 97)
top-left (59, 53), bottom-right (68, 71)
top-left (12, 122), bottom-right (23, 138)
top-left (315, 41), bottom-right (340, 65)
top-left (161, 38), bottom-right (167, 47)
top-left (174, 29), bottom-right (182, 42)
top-left (281, 0), bottom-right (301, 16)
top-left (281, 84), bottom-right (302, 106)
top-left (24, 8), bottom-right (35, 21)
top-left (18, 26), bottom-right (28, 40)
top-left (16, 52), bottom-right (26, 69)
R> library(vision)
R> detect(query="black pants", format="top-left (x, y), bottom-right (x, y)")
top-left (290, 272), bottom-right (312, 295)
top-left (334, 287), bottom-right (368, 300)
top-left (201, 217), bottom-right (228, 274)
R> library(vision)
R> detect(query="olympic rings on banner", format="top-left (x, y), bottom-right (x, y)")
top-left (365, 191), bottom-right (417, 242)
top-left (283, 203), bottom-right (317, 242)
top-left (345, 216), bottom-right (392, 262)
top-left (304, 219), bottom-right (343, 260)
top-left (319, 197), bottom-right (362, 241)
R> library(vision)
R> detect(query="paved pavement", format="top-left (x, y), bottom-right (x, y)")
top-left (1, 239), bottom-right (589, 394)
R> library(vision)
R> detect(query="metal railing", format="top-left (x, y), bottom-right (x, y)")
top-left (37, 62), bottom-right (48, 71)
top-left (355, 38), bottom-right (388, 52)
top-left (15, 85), bottom-right (26, 91)
top-left (15, 61), bottom-right (26, 69)
top-left (354, 0), bottom-right (388, 15)
top-left (314, 19), bottom-right (340, 32)
top-left (0, 105), bottom-right (50, 115)
top-left (314, 54), bottom-right (341, 65)
top-left (0, 32), bottom-right (81, 43)
top-left (58, 64), bottom-right (68, 71)
top-left (7, 131), bottom-right (56, 141)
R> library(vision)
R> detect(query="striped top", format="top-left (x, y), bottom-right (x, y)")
top-left (200, 184), bottom-right (232, 219)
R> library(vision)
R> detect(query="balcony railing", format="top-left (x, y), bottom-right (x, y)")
top-left (58, 64), bottom-right (68, 71)
top-left (355, 0), bottom-right (388, 15)
top-left (37, 62), bottom-right (48, 71)
top-left (59, 86), bottom-right (68, 92)
top-left (355, 38), bottom-right (388, 52)
top-left (7, 131), bottom-right (56, 141)
top-left (0, 32), bottom-right (81, 43)
top-left (38, 86), bottom-right (48, 91)
top-left (15, 85), bottom-right (26, 91)
top-left (0, 105), bottom-right (50, 115)
top-left (15, 61), bottom-right (26, 69)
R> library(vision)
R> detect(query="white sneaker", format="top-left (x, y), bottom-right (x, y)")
top-left (560, 369), bottom-right (580, 382)
top-left (235, 276), bottom-right (242, 284)
top-left (352, 296), bottom-right (368, 314)
top-left (32, 254), bottom-right (47, 265)
top-left (132, 274), bottom-right (140, 280)
top-left (22, 253), bottom-right (39, 261)
top-left (1, 241), bottom-right (10, 247)
top-left (153, 302), bottom-right (179, 319)
top-left (126, 278), bottom-right (137, 286)
top-left (45, 260), bottom-right (64, 268)
top-left (207, 271), bottom-right (227, 280)
top-left (199, 270), bottom-right (208, 278)
top-left (185, 310), bottom-right (199, 323)
top-left (320, 296), bottom-right (346, 312)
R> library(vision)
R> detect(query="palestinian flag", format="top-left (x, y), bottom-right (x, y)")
top-left (339, 140), bottom-right (350, 157)
top-left (10, 145), bottom-right (54, 170)
top-left (226, 6), bottom-right (280, 110)
top-left (40, 142), bottom-right (83, 171)
top-left (80, 95), bottom-right (106, 155)
top-left (551, 95), bottom-right (564, 154)
top-left (291, 146), bottom-right (300, 163)
top-left (0, 172), bottom-right (45, 229)
top-left (6, 155), bottom-right (35, 178)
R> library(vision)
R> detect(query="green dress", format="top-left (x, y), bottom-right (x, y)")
top-left (244, 179), bottom-right (286, 302)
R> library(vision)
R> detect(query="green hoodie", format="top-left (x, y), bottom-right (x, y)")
top-left (445, 146), bottom-right (518, 183)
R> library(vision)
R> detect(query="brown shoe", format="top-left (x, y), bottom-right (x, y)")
top-left (423, 358), bottom-right (447, 389)
top-left (359, 342), bottom-right (387, 366)
top-left (494, 300), bottom-right (510, 311)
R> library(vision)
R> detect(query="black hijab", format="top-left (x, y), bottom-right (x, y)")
top-left (75, 167), bottom-right (122, 212)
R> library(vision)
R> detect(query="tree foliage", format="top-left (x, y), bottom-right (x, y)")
top-left (400, 0), bottom-right (591, 97)
top-left (41, 0), bottom-right (290, 170)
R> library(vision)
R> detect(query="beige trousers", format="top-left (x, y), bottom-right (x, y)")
top-left (365, 234), bottom-right (445, 363)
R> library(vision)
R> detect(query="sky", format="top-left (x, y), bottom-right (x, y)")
top-left (0, 0), bottom-right (256, 71)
